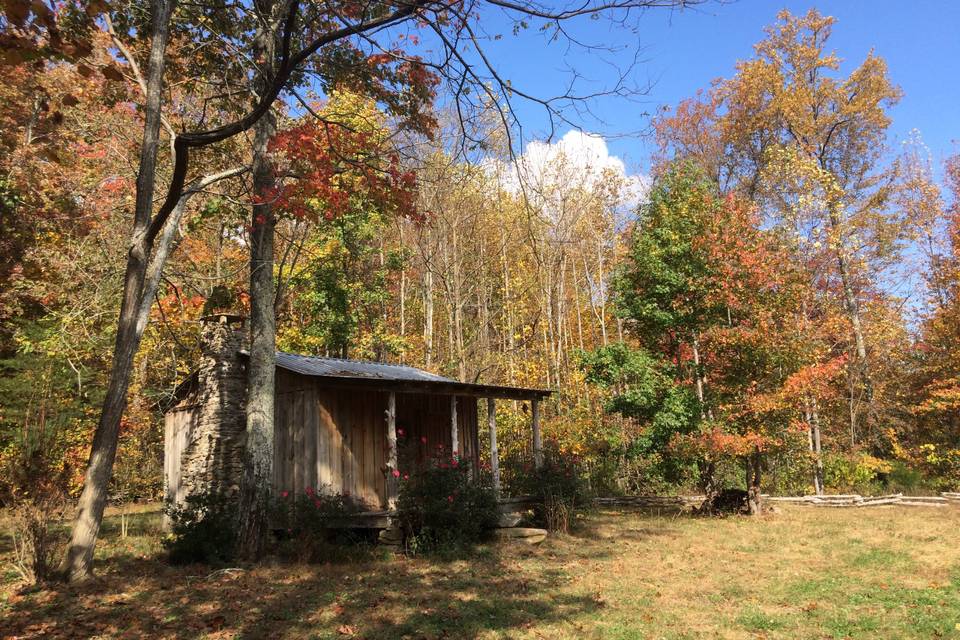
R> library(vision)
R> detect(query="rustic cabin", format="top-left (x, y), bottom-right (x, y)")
top-left (164, 315), bottom-right (550, 519)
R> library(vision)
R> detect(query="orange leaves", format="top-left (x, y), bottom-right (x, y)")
top-left (270, 104), bottom-right (419, 224)
top-left (781, 355), bottom-right (848, 400)
top-left (670, 427), bottom-right (776, 460)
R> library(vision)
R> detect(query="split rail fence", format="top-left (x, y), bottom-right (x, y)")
top-left (594, 493), bottom-right (960, 509)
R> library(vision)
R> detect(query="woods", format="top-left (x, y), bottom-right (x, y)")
top-left (0, 0), bottom-right (958, 611)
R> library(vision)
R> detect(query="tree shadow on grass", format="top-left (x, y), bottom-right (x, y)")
top-left (0, 541), bottom-right (601, 639)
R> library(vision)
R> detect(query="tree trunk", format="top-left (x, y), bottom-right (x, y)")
top-left (747, 448), bottom-right (762, 516)
top-left (236, 7), bottom-right (279, 560)
top-left (811, 398), bottom-right (825, 495)
top-left (423, 267), bottom-right (434, 367)
top-left (829, 205), bottom-right (874, 444)
top-left (59, 0), bottom-right (175, 583)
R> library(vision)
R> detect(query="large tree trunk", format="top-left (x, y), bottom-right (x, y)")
top-left (59, 0), bottom-right (175, 582)
top-left (236, 5), bottom-right (279, 559)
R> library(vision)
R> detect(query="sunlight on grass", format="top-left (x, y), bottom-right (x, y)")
top-left (2, 505), bottom-right (960, 639)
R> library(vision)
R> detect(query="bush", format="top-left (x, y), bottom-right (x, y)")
top-left (163, 491), bottom-right (238, 565)
top-left (509, 447), bottom-right (592, 533)
top-left (823, 452), bottom-right (890, 494)
top-left (7, 496), bottom-right (68, 584)
top-left (271, 487), bottom-right (363, 562)
top-left (396, 451), bottom-right (499, 554)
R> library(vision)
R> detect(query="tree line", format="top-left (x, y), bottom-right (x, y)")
top-left (0, 4), bottom-right (957, 580)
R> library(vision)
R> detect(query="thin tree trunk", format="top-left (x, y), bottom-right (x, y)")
top-left (59, 0), bottom-right (176, 583)
top-left (691, 332), bottom-right (712, 420)
top-left (747, 448), bottom-right (762, 516)
top-left (811, 398), bottom-right (825, 495)
top-left (423, 267), bottom-right (434, 367)
top-left (829, 205), bottom-right (873, 443)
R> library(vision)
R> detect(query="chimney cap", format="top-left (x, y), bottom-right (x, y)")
top-left (199, 314), bottom-right (246, 325)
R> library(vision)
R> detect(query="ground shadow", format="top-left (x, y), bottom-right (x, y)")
top-left (0, 540), bottom-right (601, 639)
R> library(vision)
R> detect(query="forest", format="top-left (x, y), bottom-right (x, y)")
top-left (0, 0), bottom-right (958, 600)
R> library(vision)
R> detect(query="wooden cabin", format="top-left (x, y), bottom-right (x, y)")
top-left (164, 315), bottom-right (550, 514)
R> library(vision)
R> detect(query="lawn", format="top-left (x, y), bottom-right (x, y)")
top-left (2, 504), bottom-right (960, 639)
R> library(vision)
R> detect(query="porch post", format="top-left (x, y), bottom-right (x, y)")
top-left (385, 391), bottom-right (398, 509)
top-left (450, 395), bottom-right (459, 455)
top-left (532, 397), bottom-right (543, 468)
top-left (487, 397), bottom-right (500, 496)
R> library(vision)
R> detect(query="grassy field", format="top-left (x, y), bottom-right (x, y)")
top-left (2, 504), bottom-right (960, 639)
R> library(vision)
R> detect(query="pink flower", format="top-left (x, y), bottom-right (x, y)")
top-left (280, 491), bottom-right (289, 498)
top-left (397, 428), bottom-right (405, 437)
top-left (421, 436), bottom-right (428, 444)
top-left (403, 474), bottom-right (409, 480)
top-left (451, 458), bottom-right (459, 468)
top-left (305, 487), bottom-right (315, 496)
top-left (447, 495), bottom-right (454, 503)
top-left (392, 469), bottom-right (401, 478)
top-left (313, 498), bottom-right (322, 508)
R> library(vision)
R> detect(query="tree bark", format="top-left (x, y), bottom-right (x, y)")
top-left (747, 448), bottom-right (762, 516)
top-left (828, 205), bottom-right (874, 444)
top-left (59, 0), bottom-right (176, 583)
top-left (236, 3), bottom-right (280, 559)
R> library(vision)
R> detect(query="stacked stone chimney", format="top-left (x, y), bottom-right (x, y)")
top-left (179, 314), bottom-right (248, 499)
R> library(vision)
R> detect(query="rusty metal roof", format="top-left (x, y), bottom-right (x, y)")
top-left (270, 352), bottom-right (550, 400)
top-left (275, 352), bottom-right (457, 384)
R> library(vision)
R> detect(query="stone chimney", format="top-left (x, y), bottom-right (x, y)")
top-left (179, 314), bottom-right (248, 500)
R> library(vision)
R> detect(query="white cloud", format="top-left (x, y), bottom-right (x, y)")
top-left (493, 130), bottom-right (649, 209)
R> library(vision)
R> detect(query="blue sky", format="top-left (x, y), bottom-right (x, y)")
top-left (472, 0), bottom-right (960, 178)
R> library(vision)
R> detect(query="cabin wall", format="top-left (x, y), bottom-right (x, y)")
top-left (273, 370), bottom-right (480, 509)
top-left (165, 366), bottom-right (484, 514)
top-left (164, 405), bottom-right (198, 510)
top-left (395, 393), bottom-right (479, 469)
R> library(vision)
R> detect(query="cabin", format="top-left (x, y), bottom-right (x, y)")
top-left (163, 315), bottom-right (550, 517)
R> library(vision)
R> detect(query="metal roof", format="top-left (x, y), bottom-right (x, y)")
top-left (275, 352), bottom-right (458, 384)
top-left (269, 351), bottom-right (550, 400)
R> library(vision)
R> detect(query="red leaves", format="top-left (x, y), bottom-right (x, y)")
top-left (270, 118), bottom-right (419, 224)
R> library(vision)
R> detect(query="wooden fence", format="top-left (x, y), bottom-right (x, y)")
top-left (765, 492), bottom-right (960, 508)
top-left (594, 493), bottom-right (960, 509)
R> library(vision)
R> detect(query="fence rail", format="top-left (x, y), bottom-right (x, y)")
top-left (594, 493), bottom-right (960, 509)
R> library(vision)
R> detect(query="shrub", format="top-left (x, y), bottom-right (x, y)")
top-left (823, 452), bottom-right (890, 494)
top-left (396, 451), bottom-right (499, 554)
top-left (7, 496), bottom-right (68, 584)
top-left (163, 491), bottom-right (238, 565)
top-left (509, 447), bottom-right (592, 533)
top-left (271, 486), bottom-right (363, 562)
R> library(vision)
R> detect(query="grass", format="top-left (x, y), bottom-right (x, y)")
top-left (2, 504), bottom-right (960, 639)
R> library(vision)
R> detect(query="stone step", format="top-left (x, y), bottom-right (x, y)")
top-left (494, 527), bottom-right (547, 545)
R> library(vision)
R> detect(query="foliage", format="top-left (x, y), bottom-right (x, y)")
top-left (6, 495), bottom-right (68, 584)
top-left (162, 492), bottom-right (238, 566)
top-left (395, 451), bottom-right (499, 554)
top-left (270, 486), bottom-right (364, 563)
top-left (506, 446), bottom-right (592, 533)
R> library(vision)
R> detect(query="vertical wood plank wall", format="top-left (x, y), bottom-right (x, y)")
top-left (163, 406), bottom-right (198, 508)
top-left (272, 370), bottom-right (480, 509)
top-left (164, 370), bottom-right (482, 512)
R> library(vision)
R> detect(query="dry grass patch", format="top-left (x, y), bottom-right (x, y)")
top-left (1, 504), bottom-right (959, 638)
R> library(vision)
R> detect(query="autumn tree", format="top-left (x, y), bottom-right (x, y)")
top-left (655, 9), bottom-right (914, 455)
top-left (1, 0), bottom-right (704, 579)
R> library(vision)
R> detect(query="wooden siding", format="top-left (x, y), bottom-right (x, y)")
top-left (165, 369), bottom-right (481, 512)
top-left (164, 406), bottom-right (198, 507)
top-left (274, 369), bottom-right (480, 509)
